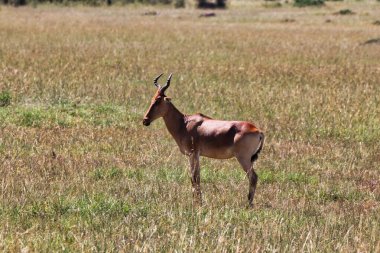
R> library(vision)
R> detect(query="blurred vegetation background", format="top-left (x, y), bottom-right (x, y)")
top-left (0, 0), bottom-right (229, 8)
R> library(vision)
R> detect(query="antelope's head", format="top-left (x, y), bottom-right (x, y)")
top-left (143, 73), bottom-right (173, 126)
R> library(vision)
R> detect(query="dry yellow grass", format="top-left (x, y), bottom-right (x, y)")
top-left (0, 2), bottom-right (379, 252)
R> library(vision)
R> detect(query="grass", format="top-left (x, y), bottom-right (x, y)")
top-left (0, 90), bottom-right (11, 107)
top-left (0, 2), bottom-right (380, 252)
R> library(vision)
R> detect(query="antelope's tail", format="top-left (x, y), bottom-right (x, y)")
top-left (251, 132), bottom-right (265, 163)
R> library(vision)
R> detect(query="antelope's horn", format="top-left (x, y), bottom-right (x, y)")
top-left (160, 73), bottom-right (172, 93)
top-left (154, 73), bottom-right (163, 88)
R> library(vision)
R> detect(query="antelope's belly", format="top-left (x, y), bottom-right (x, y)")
top-left (200, 145), bottom-right (235, 159)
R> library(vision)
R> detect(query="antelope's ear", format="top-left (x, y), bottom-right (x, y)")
top-left (164, 97), bottom-right (171, 102)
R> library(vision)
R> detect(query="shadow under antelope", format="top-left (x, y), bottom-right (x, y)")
top-left (143, 73), bottom-right (265, 207)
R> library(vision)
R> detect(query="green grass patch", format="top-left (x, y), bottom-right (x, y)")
top-left (0, 90), bottom-right (11, 107)
top-left (91, 167), bottom-right (124, 181)
top-left (125, 168), bottom-right (145, 181)
top-left (259, 170), bottom-right (319, 185)
top-left (6, 195), bottom-right (132, 221)
top-left (316, 187), bottom-right (364, 203)
top-left (201, 166), bottom-right (245, 183)
top-left (0, 104), bottom-right (131, 128)
top-left (157, 167), bottom-right (187, 182)
top-left (18, 108), bottom-right (46, 127)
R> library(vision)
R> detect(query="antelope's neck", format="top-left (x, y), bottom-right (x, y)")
top-left (163, 103), bottom-right (186, 145)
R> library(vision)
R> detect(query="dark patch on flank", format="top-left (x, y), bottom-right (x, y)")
top-left (251, 134), bottom-right (264, 163)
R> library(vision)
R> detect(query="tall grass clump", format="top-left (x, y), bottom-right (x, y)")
top-left (174, 0), bottom-right (185, 8)
top-left (0, 90), bottom-right (11, 107)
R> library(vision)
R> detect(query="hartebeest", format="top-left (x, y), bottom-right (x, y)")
top-left (143, 73), bottom-right (265, 206)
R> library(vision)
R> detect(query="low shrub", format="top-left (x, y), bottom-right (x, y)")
top-left (334, 9), bottom-right (355, 15)
top-left (294, 0), bottom-right (324, 7)
top-left (263, 2), bottom-right (282, 8)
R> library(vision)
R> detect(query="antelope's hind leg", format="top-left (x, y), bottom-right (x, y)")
top-left (189, 151), bottom-right (202, 205)
top-left (237, 156), bottom-right (258, 207)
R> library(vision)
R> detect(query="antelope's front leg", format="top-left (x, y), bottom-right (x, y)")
top-left (189, 151), bottom-right (202, 205)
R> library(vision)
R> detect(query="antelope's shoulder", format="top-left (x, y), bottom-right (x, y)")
top-left (185, 113), bottom-right (211, 129)
top-left (186, 113), bottom-right (212, 122)
top-left (192, 113), bottom-right (212, 119)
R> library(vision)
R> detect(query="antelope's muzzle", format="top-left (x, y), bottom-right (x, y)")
top-left (142, 118), bottom-right (151, 126)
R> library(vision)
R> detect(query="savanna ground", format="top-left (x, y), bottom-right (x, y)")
top-left (0, 0), bottom-right (380, 251)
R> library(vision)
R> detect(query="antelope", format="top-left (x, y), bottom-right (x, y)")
top-left (143, 73), bottom-right (265, 207)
